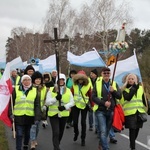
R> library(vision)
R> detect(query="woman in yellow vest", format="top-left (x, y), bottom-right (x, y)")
top-left (30, 71), bottom-right (48, 150)
top-left (10, 75), bottom-right (41, 150)
top-left (71, 70), bottom-right (92, 146)
top-left (121, 73), bottom-right (147, 150)
top-left (44, 73), bottom-right (74, 150)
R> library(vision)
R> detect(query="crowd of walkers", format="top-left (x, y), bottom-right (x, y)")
top-left (4, 64), bottom-right (148, 150)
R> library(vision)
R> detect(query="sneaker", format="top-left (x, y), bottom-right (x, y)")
top-left (110, 138), bottom-right (117, 144)
top-left (35, 140), bottom-right (38, 146)
top-left (44, 120), bottom-right (48, 126)
top-left (30, 141), bottom-right (36, 150)
top-left (42, 120), bottom-right (48, 128)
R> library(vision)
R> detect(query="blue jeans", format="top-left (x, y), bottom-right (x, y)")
top-left (16, 125), bottom-right (31, 150)
top-left (30, 122), bottom-right (40, 141)
top-left (95, 110), bottom-right (113, 150)
top-left (109, 127), bottom-right (115, 139)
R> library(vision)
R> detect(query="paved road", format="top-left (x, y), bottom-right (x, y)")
top-left (5, 116), bottom-right (150, 150)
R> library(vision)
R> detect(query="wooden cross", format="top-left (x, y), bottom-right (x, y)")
top-left (43, 28), bottom-right (69, 106)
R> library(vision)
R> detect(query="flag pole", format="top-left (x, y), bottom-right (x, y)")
top-left (10, 94), bottom-right (16, 138)
top-left (111, 53), bottom-right (119, 85)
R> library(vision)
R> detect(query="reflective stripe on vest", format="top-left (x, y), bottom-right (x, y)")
top-left (40, 86), bottom-right (47, 108)
top-left (122, 86), bottom-right (146, 116)
top-left (15, 76), bottom-right (20, 85)
top-left (14, 86), bottom-right (37, 116)
top-left (48, 87), bottom-right (71, 117)
top-left (73, 83), bottom-right (91, 109)
top-left (93, 77), bottom-right (117, 112)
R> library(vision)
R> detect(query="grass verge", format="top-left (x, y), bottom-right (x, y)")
top-left (0, 121), bottom-right (9, 150)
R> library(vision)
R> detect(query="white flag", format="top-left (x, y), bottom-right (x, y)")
top-left (0, 63), bottom-right (12, 127)
top-left (9, 56), bottom-right (24, 70)
top-left (109, 50), bottom-right (141, 87)
top-left (39, 54), bottom-right (56, 72)
top-left (67, 50), bottom-right (106, 67)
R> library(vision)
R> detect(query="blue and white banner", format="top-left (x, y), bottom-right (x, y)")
top-left (22, 55), bottom-right (56, 73)
top-left (109, 50), bottom-right (141, 87)
top-left (0, 57), bottom-right (6, 69)
top-left (67, 50), bottom-right (106, 67)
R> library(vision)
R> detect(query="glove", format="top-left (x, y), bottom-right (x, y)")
top-left (34, 120), bottom-right (39, 125)
top-left (133, 83), bottom-right (139, 90)
top-left (56, 92), bottom-right (62, 100)
top-left (58, 106), bottom-right (65, 111)
top-left (42, 105), bottom-right (47, 112)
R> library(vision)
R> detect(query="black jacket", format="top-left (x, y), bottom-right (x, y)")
top-left (92, 79), bottom-right (122, 111)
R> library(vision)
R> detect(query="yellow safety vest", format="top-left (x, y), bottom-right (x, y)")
top-left (93, 77), bottom-right (117, 111)
top-left (88, 77), bottom-right (93, 89)
top-left (121, 86), bottom-right (146, 116)
top-left (14, 86), bottom-right (37, 116)
top-left (73, 83), bottom-right (91, 109)
top-left (48, 87), bottom-right (71, 117)
top-left (15, 76), bottom-right (21, 85)
top-left (40, 86), bottom-right (47, 108)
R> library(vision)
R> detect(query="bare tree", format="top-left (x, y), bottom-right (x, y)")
top-left (43, 0), bottom-right (78, 72)
top-left (6, 27), bottom-right (51, 62)
top-left (43, 0), bottom-right (76, 37)
top-left (89, 0), bottom-right (132, 49)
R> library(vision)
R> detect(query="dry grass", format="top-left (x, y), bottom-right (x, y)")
top-left (0, 121), bottom-right (9, 150)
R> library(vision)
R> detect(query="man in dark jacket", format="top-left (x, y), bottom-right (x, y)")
top-left (92, 67), bottom-right (121, 150)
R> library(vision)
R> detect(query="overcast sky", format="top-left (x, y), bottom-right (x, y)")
top-left (0, 0), bottom-right (150, 59)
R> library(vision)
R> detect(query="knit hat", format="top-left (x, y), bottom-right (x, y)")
top-left (31, 71), bottom-right (43, 84)
top-left (77, 70), bottom-right (86, 75)
top-left (24, 65), bottom-right (35, 75)
top-left (91, 69), bottom-right (98, 76)
top-left (21, 75), bottom-right (31, 83)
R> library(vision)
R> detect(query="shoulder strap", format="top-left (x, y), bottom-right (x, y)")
top-left (79, 90), bottom-right (86, 104)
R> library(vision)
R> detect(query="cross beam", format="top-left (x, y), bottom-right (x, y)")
top-left (44, 28), bottom-right (69, 43)
top-left (43, 28), bottom-right (69, 107)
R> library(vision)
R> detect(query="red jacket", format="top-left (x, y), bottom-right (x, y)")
top-left (112, 104), bottom-right (125, 132)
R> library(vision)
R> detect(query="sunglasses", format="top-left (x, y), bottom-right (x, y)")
top-left (103, 72), bottom-right (110, 75)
